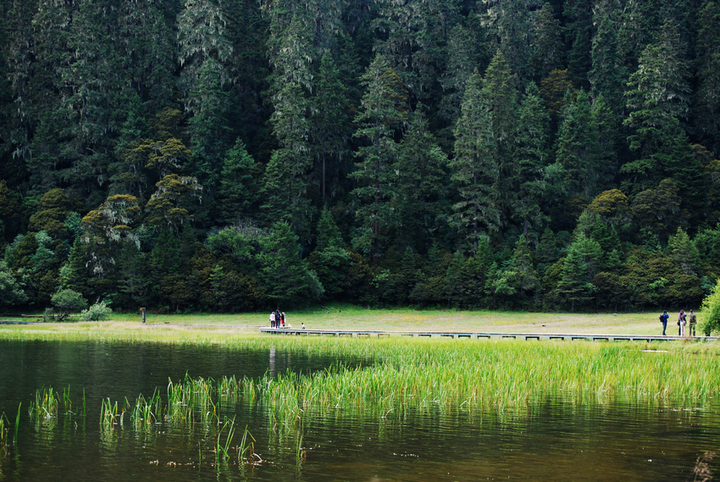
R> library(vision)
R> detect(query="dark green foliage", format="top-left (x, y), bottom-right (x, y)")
top-left (308, 208), bottom-right (351, 300)
top-left (259, 221), bottom-right (323, 307)
top-left (0, 0), bottom-right (716, 312)
top-left (555, 233), bottom-right (601, 311)
top-left (350, 54), bottom-right (408, 265)
top-left (0, 260), bottom-right (26, 308)
top-left (51, 289), bottom-right (88, 318)
top-left (694, 0), bottom-right (720, 154)
top-left (555, 90), bottom-right (600, 198)
top-left (219, 138), bottom-right (258, 224)
top-left (563, 0), bottom-right (593, 89)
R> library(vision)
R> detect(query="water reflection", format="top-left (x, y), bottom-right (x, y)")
top-left (0, 340), bottom-right (718, 481)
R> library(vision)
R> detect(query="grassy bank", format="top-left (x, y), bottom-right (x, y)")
top-left (0, 305), bottom-right (683, 337)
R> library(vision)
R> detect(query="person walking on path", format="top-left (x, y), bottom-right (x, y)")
top-left (275, 309), bottom-right (282, 329)
top-left (678, 310), bottom-right (687, 336)
top-left (281, 312), bottom-right (286, 328)
top-left (688, 310), bottom-right (697, 337)
top-left (660, 311), bottom-right (669, 335)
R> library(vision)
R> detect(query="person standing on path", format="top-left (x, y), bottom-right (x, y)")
top-left (270, 311), bottom-right (276, 328)
top-left (660, 311), bottom-right (669, 335)
top-left (678, 310), bottom-right (687, 336)
top-left (688, 310), bottom-right (697, 337)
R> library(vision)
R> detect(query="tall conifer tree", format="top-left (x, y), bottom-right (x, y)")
top-left (350, 54), bottom-right (408, 265)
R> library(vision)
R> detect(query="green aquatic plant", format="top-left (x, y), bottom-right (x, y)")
top-left (238, 424), bottom-right (257, 464)
top-left (62, 386), bottom-right (72, 414)
top-left (215, 417), bottom-right (236, 466)
top-left (129, 390), bottom-right (162, 428)
top-left (0, 412), bottom-right (8, 455)
top-left (100, 398), bottom-right (122, 429)
top-left (13, 403), bottom-right (20, 444)
top-left (29, 387), bottom-right (60, 420)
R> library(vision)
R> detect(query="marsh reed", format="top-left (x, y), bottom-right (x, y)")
top-left (28, 387), bottom-right (60, 420)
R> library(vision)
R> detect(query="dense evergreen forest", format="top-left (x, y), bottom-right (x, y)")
top-left (1, 0), bottom-right (720, 313)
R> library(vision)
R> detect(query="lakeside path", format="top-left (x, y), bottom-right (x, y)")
top-left (0, 308), bottom-right (705, 339)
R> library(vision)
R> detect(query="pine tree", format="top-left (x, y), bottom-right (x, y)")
top-left (555, 90), bottom-right (601, 198)
top-left (481, 0), bottom-right (533, 83)
top-left (372, 0), bottom-right (458, 105)
top-left (589, 0), bottom-right (624, 110)
top-left (259, 221), bottom-right (323, 306)
top-left (350, 54), bottom-right (408, 265)
top-left (556, 233), bottom-right (600, 311)
top-left (3, 0), bottom-right (36, 174)
top-left (61, 0), bottom-right (124, 194)
top-left (218, 138), bottom-right (258, 224)
top-left (669, 228), bottom-right (700, 276)
top-left (450, 69), bottom-right (499, 252)
top-left (118, 0), bottom-right (176, 114)
top-left (563, 0), bottom-right (593, 89)
top-left (591, 93), bottom-right (621, 187)
top-left (694, 0), bottom-right (720, 154)
top-left (308, 207), bottom-right (351, 299)
top-left (393, 112), bottom-right (448, 251)
top-left (511, 234), bottom-right (539, 297)
top-left (262, 12), bottom-right (314, 238)
top-left (310, 51), bottom-right (350, 206)
top-left (481, 49), bottom-right (519, 239)
top-left (438, 23), bottom-right (484, 129)
top-left (178, 0), bottom-right (233, 209)
top-left (531, 3), bottom-right (563, 81)
top-left (512, 82), bottom-right (550, 234)
top-left (622, 21), bottom-right (699, 197)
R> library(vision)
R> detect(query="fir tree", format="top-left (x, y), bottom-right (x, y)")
top-left (556, 233), bottom-right (600, 311)
top-left (219, 138), bottom-right (258, 224)
top-left (393, 112), bottom-right (448, 251)
top-left (310, 51), bottom-right (350, 206)
top-left (259, 221), bottom-right (324, 306)
top-left (555, 90), bottom-right (601, 198)
top-left (694, 0), bottom-right (720, 154)
top-left (513, 82), bottom-right (550, 233)
top-left (350, 54), bottom-right (408, 265)
top-left (450, 69), bottom-right (499, 252)
top-left (531, 3), bottom-right (563, 81)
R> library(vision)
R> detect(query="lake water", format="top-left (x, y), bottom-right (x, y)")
top-left (0, 340), bottom-right (717, 481)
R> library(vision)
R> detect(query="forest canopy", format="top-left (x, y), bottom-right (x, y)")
top-left (1, 0), bottom-right (719, 313)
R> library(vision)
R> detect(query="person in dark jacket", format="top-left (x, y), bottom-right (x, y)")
top-left (660, 311), bottom-right (669, 335)
top-left (688, 310), bottom-right (697, 337)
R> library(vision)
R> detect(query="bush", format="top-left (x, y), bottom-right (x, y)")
top-left (51, 289), bottom-right (88, 320)
top-left (42, 307), bottom-right (54, 323)
top-left (700, 281), bottom-right (720, 336)
top-left (81, 301), bottom-right (113, 321)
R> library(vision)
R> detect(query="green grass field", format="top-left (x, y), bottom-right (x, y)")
top-left (0, 304), bottom-right (694, 338)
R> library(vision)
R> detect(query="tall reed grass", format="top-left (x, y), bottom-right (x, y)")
top-left (116, 338), bottom-right (718, 431)
top-left (28, 387), bottom-right (60, 420)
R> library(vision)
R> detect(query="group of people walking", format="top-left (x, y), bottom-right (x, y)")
top-left (270, 309), bottom-right (286, 328)
top-left (659, 310), bottom-right (697, 336)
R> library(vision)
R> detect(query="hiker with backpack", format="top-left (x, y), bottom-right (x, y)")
top-left (659, 311), bottom-right (669, 335)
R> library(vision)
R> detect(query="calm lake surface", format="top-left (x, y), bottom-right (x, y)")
top-left (0, 339), bottom-right (717, 481)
